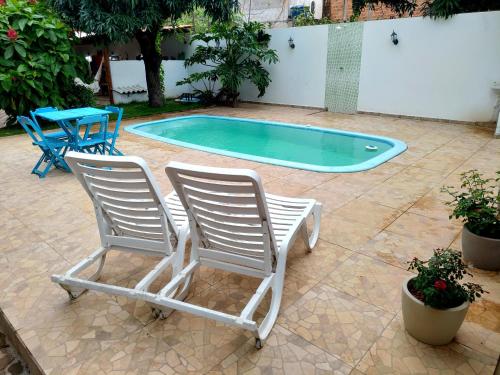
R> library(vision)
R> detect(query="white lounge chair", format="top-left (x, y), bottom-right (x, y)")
top-left (162, 162), bottom-right (322, 348)
top-left (52, 155), bottom-right (321, 348)
top-left (51, 152), bottom-right (189, 301)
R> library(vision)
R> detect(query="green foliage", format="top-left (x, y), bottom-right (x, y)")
top-left (352, 0), bottom-right (500, 19)
top-left (408, 249), bottom-right (486, 309)
top-left (422, 0), bottom-right (500, 19)
top-left (293, 10), bottom-right (333, 27)
top-left (441, 170), bottom-right (500, 239)
top-left (352, 0), bottom-right (417, 18)
top-left (48, 0), bottom-right (239, 107)
top-left (65, 81), bottom-right (95, 109)
top-left (104, 99), bottom-right (204, 120)
top-left (177, 21), bottom-right (278, 106)
top-left (172, 6), bottom-right (213, 34)
top-left (0, 0), bottom-right (90, 126)
top-left (48, 0), bottom-right (238, 44)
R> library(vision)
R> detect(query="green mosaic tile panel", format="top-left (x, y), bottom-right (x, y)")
top-left (324, 22), bottom-right (364, 114)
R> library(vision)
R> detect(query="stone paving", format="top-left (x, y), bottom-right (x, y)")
top-left (0, 104), bottom-right (499, 374)
top-left (0, 329), bottom-right (28, 375)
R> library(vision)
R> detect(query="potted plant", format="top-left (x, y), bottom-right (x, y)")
top-left (442, 170), bottom-right (500, 271)
top-left (402, 249), bottom-right (486, 345)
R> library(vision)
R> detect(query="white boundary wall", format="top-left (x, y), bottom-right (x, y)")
top-left (239, 25), bottom-right (329, 108)
top-left (108, 12), bottom-right (500, 122)
top-left (358, 11), bottom-right (500, 122)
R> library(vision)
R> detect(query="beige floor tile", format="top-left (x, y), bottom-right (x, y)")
top-left (144, 289), bottom-right (253, 374)
top-left (1, 105), bottom-right (497, 374)
top-left (279, 284), bottom-right (394, 366)
top-left (325, 253), bottom-right (412, 313)
top-left (358, 230), bottom-right (436, 270)
top-left (287, 239), bottom-right (352, 281)
top-left (207, 325), bottom-right (353, 375)
top-left (356, 315), bottom-right (498, 374)
top-left (320, 214), bottom-right (383, 251)
top-left (385, 212), bottom-right (461, 249)
top-left (333, 198), bottom-right (402, 230)
top-left (408, 193), bottom-right (457, 221)
top-left (264, 178), bottom-right (312, 197)
top-left (300, 187), bottom-right (354, 214)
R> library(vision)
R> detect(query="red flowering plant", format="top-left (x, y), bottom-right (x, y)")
top-left (408, 248), bottom-right (486, 309)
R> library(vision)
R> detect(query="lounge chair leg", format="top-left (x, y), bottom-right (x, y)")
top-left (255, 338), bottom-right (262, 350)
top-left (253, 273), bottom-right (285, 348)
top-left (58, 254), bottom-right (107, 300)
top-left (300, 203), bottom-right (322, 251)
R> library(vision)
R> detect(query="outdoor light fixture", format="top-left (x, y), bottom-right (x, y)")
top-left (288, 37), bottom-right (295, 49)
top-left (391, 30), bottom-right (399, 45)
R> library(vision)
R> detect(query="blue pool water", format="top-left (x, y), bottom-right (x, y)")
top-left (125, 115), bottom-right (406, 173)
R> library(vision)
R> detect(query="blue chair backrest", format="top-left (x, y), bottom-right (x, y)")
top-left (105, 106), bottom-right (124, 137)
top-left (17, 116), bottom-right (47, 145)
top-left (30, 107), bottom-right (58, 127)
top-left (76, 114), bottom-right (108, 140)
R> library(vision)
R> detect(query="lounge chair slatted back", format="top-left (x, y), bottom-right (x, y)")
top-left (65, 152), bottom-right (178, 255)
top-left (166, 162), bottom-right (278, 277)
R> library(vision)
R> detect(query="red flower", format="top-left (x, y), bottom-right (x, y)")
top-left (434, 280), bottom-right (447, 291)
top-left (7, 28), bottom-right (18, 41)
top-left (0, 0), bottom-right (6, 6)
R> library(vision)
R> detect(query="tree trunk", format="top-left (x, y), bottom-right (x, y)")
top-left (135, 28), bottom-right (163, 107)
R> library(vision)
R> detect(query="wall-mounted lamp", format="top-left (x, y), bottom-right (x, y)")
top-left (288, 37), bottom-right (295, 49)
top-left (391, 30), bottom-right (399, 45)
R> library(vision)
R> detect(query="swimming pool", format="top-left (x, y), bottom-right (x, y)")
top-left (126, 115), bottom-right (407, 173)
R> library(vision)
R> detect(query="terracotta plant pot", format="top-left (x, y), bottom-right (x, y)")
top-left (461, 225), bottom-right (500, 271)
top-left (401, 276), bottom-right (469, 345)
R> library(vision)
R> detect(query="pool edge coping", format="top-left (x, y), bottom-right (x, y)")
top-left (125, 114), bottom-right (407, 173)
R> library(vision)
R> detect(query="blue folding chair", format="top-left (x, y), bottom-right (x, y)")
top-left (88, 106), bottom-right (123, 155)
top-left (30, 107), bottom-right (69, 140)
top-left (17, 116), bottom-right (71, 178)
top-left (75, 114), bottom-right (108, 154)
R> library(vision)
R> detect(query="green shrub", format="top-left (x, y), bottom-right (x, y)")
top-left (65, 81), bottom-right (95, 109)
top-left (442, 170), bottom-right (500, 239)
top-left (408, 248), bottom-right (486, 309)
top-left (0, 0), bottom-right (90, 126)
top-left (177, 21), bottom-right (278, 107)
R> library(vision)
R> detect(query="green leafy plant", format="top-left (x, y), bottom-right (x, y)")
top-left (65, 81), bottom-right (95, 109)
top-left (177, 21), bottom-right (278, 107)
top-left (352, 0), bottom-right (418, 18)
top-left (48, 0), bottom-right (238, 107)
top-left (293, 10), bottom-right (333, 27)
top-left (422, 0), bottom-right (500, 19)
top-left (441, 170), bottom-right (500, 239)
top-left (0, 0), bottom-right (90, 126)
top-left (408, 248), bottom-right (486, 309)
top-left (352, 0), bottom-right (499, 19)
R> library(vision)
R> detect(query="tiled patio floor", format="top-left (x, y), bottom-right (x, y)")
top-left (0, 104), bottom-right (499, 374)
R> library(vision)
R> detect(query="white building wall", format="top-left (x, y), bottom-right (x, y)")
top-left (108, 12), bottom-right (500, 122)
top-left (239, 25), bottom-right (329, 108)
top-left (357, 11), bottom-right (500, 122)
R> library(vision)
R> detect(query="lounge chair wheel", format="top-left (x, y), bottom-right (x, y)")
top-left (62, 285), bottom-right (86, 300)
top-left (255, 338), bottom-right (262, 350)
top-left (151, 307), bottom-right (161, 319)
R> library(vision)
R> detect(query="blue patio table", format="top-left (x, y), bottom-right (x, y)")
top-left (37, 107), bottom-right (113, 152)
